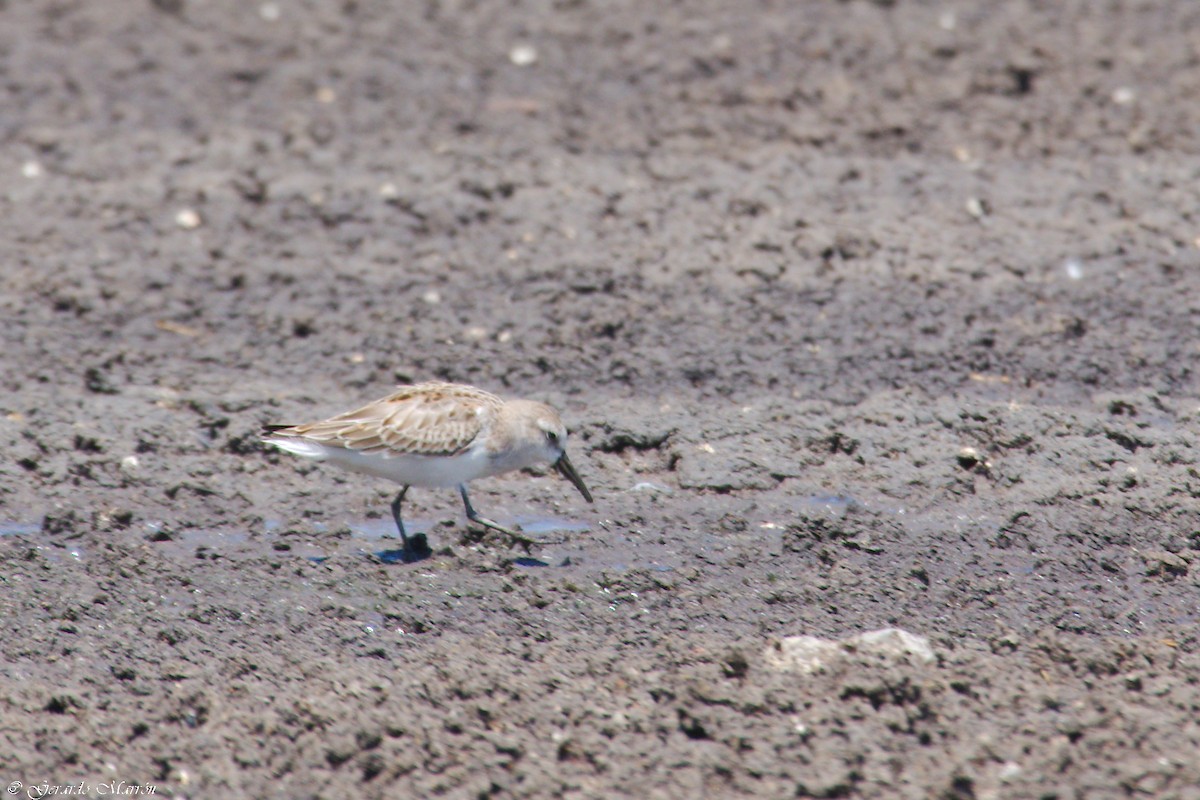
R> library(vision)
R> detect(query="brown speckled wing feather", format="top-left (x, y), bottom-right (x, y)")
top-left (277, 382), bottom-right (502, 456)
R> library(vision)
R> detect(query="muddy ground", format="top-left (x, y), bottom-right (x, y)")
top-left (2, 1), bottom-right (1200, 797)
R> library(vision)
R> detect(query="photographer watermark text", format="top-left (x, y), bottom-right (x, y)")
top-left (6, 781), bottom-right (156, 798)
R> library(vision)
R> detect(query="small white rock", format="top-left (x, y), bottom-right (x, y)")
top-left (1064, 258), bottom-right (1084, 280)
top-left (1112, 86), bottom-right (1135, 105)
top-left (958, 446), bottom-right (986, 469)
top-left (765, 635), bottom-right (841, 675)
top-left (378, 182), bottom-right (399, 199)
top-left (421, 289), bottom-right (441, 305)
top-left (509, 44), bottom-right (538, 66)
top-left (854, 628), bottom-right (936, 664)
top-left (175, 208), bottom-right (202, 229)
top-left (259, 2), bottom-right (280, 21)
top-left (21, 160), bottom-right (43, 178)
top-left (766, 628), bottom-right (937, 674)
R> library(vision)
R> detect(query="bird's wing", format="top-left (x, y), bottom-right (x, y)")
top-left (270, 382), bottom-right (501, 456)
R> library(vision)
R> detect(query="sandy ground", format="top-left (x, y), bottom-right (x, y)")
top-left (2, 1), bottom-right (1200, 797)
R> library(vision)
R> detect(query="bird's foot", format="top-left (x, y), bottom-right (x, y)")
top-left (465, 519), bottom-right (564, 549)
top-left (376, 533), bottom-right (432, 564)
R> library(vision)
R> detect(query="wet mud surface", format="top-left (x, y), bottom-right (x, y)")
top-left (3, 1), bottom-right (1200, 797)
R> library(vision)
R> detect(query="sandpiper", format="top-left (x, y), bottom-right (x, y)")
top-left (262, 381), bottom-right (592, 561)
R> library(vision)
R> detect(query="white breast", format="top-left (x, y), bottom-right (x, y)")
top-left (268, 438), bottom-right (493, 488)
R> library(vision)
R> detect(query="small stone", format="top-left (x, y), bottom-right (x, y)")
top-left (766, 628), bottom-right (936, 673)
top-left (965, 196), bottom-right (988, 220)
top-left (854, 628), bottom-right (936, 663)
top-left (22, 160), bottom-right (43, 178)
top-left (998, 761), bottom-right (1022, 782)
top-left (509, 44), bottom-right (538, 66)
top-left (175, 208), bottom-right (202, 229)
top-left (765, 635), bottom-right (841, 675)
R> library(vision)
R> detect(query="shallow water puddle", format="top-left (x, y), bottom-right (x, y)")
top-left (127, 515), bottom-right (600, 566)
top-left (510, 516), bottom-right (591, 536)
top-left (0, 495), bottom-right (920, 576)
top-left (0, 521), bottom-right (42, 537)
top-left (0, 520), bottom-right (86, 563)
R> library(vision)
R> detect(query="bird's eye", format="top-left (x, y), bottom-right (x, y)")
top-left (546, 430), bottom-right (559, 444)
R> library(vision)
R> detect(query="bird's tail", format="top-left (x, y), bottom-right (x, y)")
top-left (261, 428), bottom-right (330, 460)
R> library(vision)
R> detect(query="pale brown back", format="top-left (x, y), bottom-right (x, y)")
top-left (275, 382), bottom-right (503, 456)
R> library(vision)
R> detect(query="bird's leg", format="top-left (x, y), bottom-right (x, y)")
top-left (459, 484), bottom-right (542, 547)
top-left (389, 486), bottom-right (410, 545)
top-left (390, 486), bottom-right (430, 562)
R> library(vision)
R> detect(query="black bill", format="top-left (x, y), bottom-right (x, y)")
top-left (555, 453), bottom-right (593, 503)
